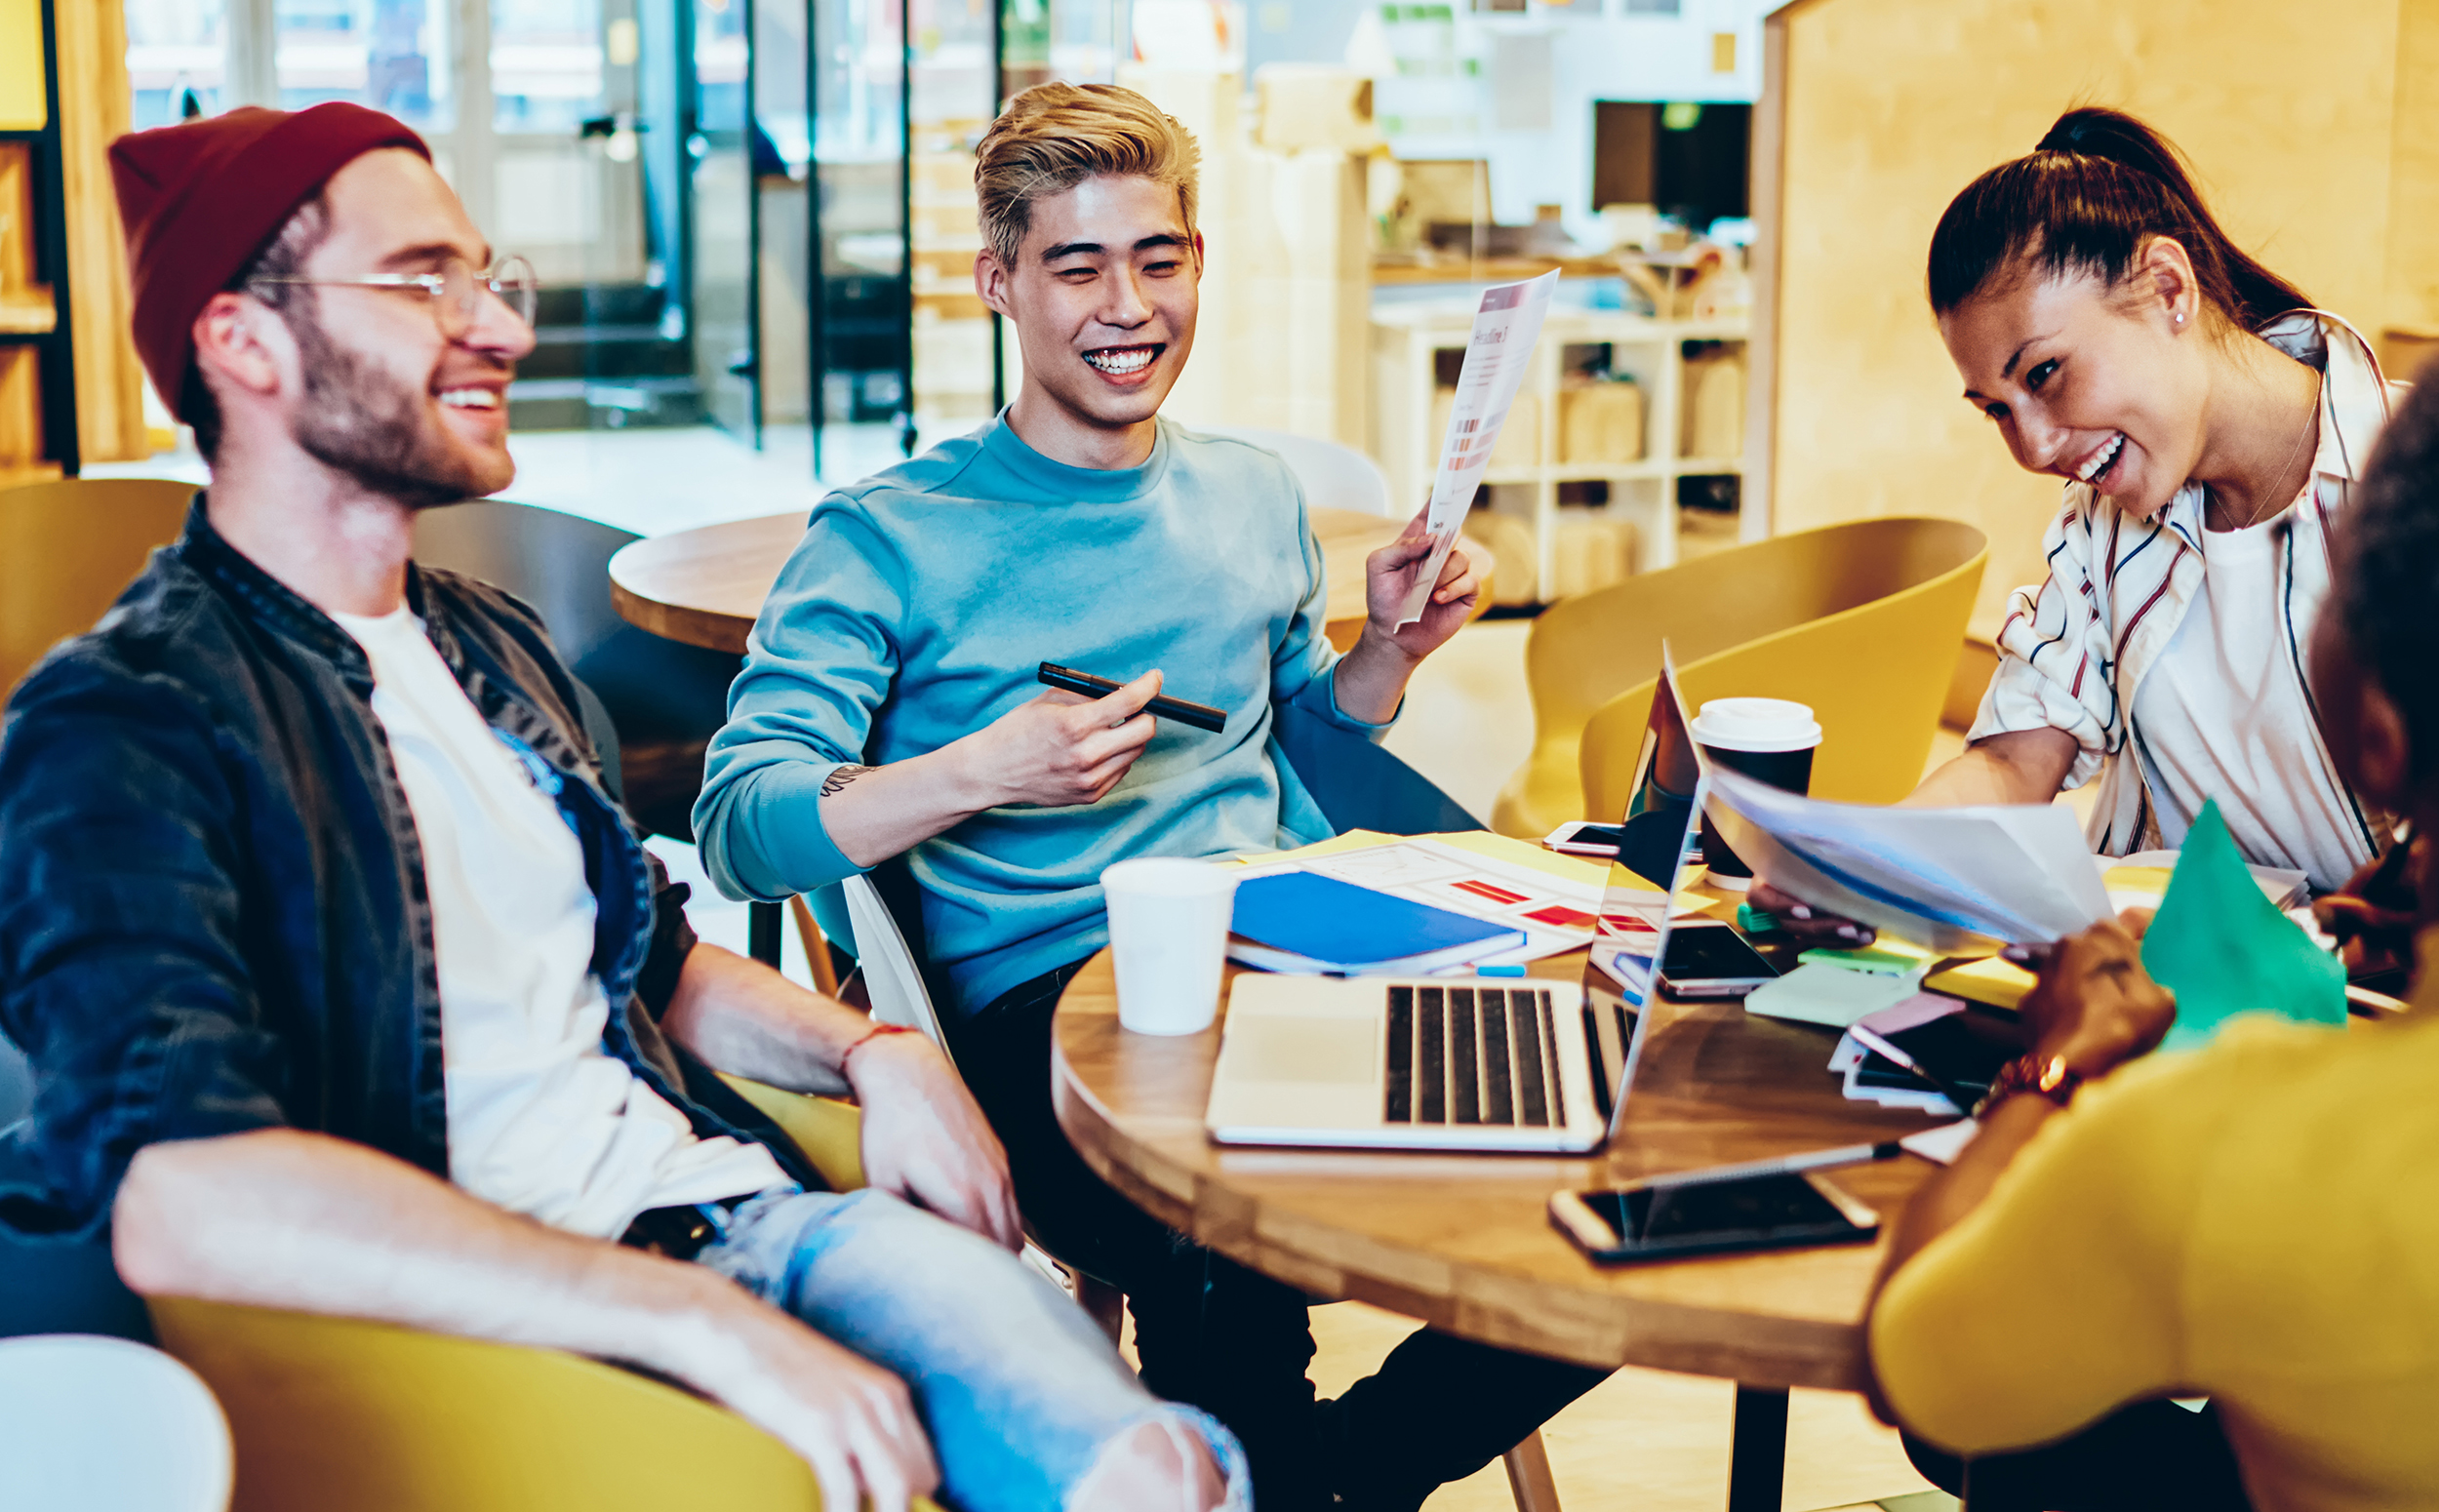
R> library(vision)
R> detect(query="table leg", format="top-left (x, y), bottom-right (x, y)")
top-left (749, 899), bottom-right (783, 968)
top-left (1727, 1384), bottom-right (1788, 1512)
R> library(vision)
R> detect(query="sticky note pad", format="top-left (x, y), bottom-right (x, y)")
top-left (1743, 962), bottom-right (1923, 1029)
top-left (1924, 956), bottom-right (2036, 1013)
top-left (2143, 802), bottom-right (2345, 1053)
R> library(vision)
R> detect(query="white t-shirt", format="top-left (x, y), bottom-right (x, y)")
top-left (333, 606), bottom-right (786, 1240)
top-left (2129, 509), bottom-right (2369, 893)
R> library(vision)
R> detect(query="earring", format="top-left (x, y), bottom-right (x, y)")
top-left (2175, 312), bottom-right (2185, 325)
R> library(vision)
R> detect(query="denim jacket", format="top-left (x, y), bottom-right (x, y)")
top-left (0, 497), bottom-right (814, 1241)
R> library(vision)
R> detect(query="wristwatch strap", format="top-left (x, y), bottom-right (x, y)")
top-left (1973, 1053), bottom-right (2083, 1119)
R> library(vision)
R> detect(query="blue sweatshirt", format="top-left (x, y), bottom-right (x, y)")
top-left (692, 415), bottom-right (1390, 1015)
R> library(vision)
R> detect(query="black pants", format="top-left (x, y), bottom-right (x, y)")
top-left (1904, 1400), bottom-right (2252, 1511)
top-left (946, 961), bottom-right (1609, 1512)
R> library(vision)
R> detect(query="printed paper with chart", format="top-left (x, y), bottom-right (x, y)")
top-left (1394, 269), bottom-right (1560, 628)
top-left (1233, 835), bottom-right (1629, 964)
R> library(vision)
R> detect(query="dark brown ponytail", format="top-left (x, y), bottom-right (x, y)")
top-left (1927, 106), bottom-right (2311, 328)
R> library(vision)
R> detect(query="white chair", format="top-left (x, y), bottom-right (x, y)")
top-left (1195, 425), bottom-right (1396, 517)
top-left (0, 1334), bottom-right (233, 1512)
top-left (838, 873), bottom-right (951, 1050)
top-left (836, 871), bottom-right (1128, 1334)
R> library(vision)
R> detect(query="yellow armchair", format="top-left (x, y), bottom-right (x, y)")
top-left (2, 477), bottom-right (194, 695)
top-left (147, 1082), bottom-right (936, 1512)
top-left (1493, 518), bottom-right (1987, 837)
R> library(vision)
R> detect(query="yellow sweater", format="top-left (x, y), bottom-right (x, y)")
top-left (1873, 987), bottom-right (2439, 1512)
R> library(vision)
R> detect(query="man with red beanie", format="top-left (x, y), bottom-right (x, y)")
top-left (0, 103), bottom-right (1244, 1512)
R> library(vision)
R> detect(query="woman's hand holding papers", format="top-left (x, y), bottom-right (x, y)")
top-left (1747, 880), bottom-right (1877, 946)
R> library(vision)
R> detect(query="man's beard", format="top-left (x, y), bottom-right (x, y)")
top-left (287, 313), bottom-right (508, 511)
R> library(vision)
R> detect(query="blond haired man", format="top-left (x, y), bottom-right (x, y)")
top-left (694, 83), bottom-right (1603, 1511)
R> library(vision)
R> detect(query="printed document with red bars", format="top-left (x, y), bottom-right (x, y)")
top-left (1394, 270), bottom-right (1561, 628)
top-left (1232, 835), bottom-right (1650, 965)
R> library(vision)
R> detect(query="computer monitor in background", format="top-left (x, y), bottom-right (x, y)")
top-left (1591, 99), bottom-right (1752, 231)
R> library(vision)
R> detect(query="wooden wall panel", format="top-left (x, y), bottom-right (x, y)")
top-left (1765, 0), bottom-right (2405, 639)
top-left (2386, 0), bottom-right (2439, 358)
top-left (55, 0), bottom-right (148, 463)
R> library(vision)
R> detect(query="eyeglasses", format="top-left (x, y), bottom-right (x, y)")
top-left (250, 255), bottom-right (539, 339)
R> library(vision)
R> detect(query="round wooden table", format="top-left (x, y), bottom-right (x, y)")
top-left (1051, 950), bottom-right (1948, 1510)
top-left (607, 506), bottom-right (1493, 655)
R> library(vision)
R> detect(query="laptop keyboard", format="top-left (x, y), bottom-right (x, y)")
top-left (1384, 985), bottom-right (1566, 1128)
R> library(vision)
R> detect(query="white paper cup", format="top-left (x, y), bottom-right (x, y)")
top-left (1689, 697), bottom-right (1823, 885)
top-left (1101, 858), bottom-right (1240, 1036)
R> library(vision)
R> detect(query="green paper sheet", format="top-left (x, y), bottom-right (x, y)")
top-left (2141, 802), bottom-right (2346, 1052)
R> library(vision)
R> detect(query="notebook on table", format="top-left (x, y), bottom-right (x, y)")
top-left (1226, 870), bottom-right (1526, 975)
top-left (1203, 667), bottom-right (1710, 1153)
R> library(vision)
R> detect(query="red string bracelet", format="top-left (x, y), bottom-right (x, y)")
top-left (841, 1021), bottom-right (921, 1078)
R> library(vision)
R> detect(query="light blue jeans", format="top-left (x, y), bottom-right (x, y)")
top-left (697, 1186), bottom-right (1250, 1512)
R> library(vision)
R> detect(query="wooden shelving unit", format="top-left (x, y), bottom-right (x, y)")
top-left (1372, 302), bottom-right (1748, 601)
top-left (0, 0), bottom-right (148, 483)
top-left (1, 0), bottom-right (72, 484)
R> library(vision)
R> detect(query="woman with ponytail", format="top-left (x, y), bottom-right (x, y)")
top-left (1759, 106), bottom-right (2405, 946)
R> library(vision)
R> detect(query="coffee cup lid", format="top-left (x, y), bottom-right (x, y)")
top-left (1691, 697), bottom-right (1822, 753)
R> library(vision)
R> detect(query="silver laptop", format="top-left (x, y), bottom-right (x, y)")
top-left (1204, 665), bottom-right (1707, 1153)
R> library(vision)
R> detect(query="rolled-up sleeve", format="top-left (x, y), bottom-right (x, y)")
top-left (1967, 492), bottom-right (2115, 790)
top-left (692, 497), bottom-right (908, 902)
top-left (1873, 1104), bottom-right (2179, 1452)
top-left (0, 674), bottom-right (291, 1240)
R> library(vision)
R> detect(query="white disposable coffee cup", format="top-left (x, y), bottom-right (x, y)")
top-left (1101, 857), bottom-right (1240, 1036)
top-left (1688, 697), bottom-right (1823, 758)
top-left (1689, 698), bottom-right (1822, 885)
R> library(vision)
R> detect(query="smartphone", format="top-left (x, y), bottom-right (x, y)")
top-left (1542, 820), bottom-right (1625, 857)
top-left (1858, 1011), bottom-right (2026, 1101)
top-left (1657, 921), bottom-right (1779, 998)
top-left (1548, 1172), bottom-right (1879, 1263)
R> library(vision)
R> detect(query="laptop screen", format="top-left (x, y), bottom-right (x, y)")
top-left (1582, 650), bottom-right (1707, 1134)
top-left (1591, 654), bottom-right (1706, 987)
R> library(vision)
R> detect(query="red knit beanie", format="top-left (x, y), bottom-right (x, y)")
top-left (108, 103), bottom-right (430, 420)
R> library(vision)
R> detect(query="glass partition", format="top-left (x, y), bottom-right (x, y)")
top-left (687, 0), bottom-right (757, 438)
top-left (273, 0), bottom-right (453, 129)
top-left (126, 0), bottom-right (229, 128)
top-left (808, 0), bottom-right (909, 470)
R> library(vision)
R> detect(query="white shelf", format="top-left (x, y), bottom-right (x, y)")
top-left (1371, 308), bottom-right (1749, 599)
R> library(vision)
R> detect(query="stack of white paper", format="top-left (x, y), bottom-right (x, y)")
top-left (1701, 766), bottom-right (2115, 952)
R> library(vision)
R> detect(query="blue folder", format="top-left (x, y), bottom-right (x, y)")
top-left (1229, 871), bottom-right (1526, 975)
